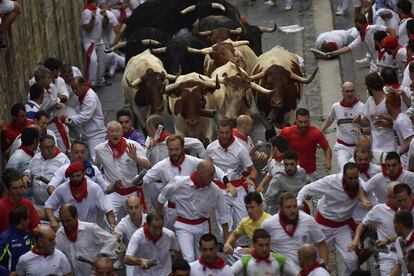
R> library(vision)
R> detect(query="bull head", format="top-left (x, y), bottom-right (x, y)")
top-left (180, 3), bottom-right (226, 14)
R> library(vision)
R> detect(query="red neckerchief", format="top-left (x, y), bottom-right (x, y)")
top-left (190, 172), bottom-right (207, 189)
top-left (219, 136), bottom-right (235, 152)
top-left (31, 246), bottom-right (49, 258)
top-left (406, 56), bottom-right (413, 68)
top-left (108, 137), bottom-right (128, 159)
top-left (84, 3), bottom-right (97, 11)
top-left (342, 178), bottom-right (359, 199)
top-left (359, 23), bottom-right (369, 41)
top-left (19, 145), bottom-right (34, 157)
top-left (44, 148), bottom-right (61, 160)
top-left (409, 33), bottom-right (414, 41)
top-left (386, 199), bottom-right (399, 211)
top-left (359, 167), bottom-right (370, 180)
top-left (406, 231), bottom-right (414, 247)
top-left (64, 220), bottom-right (79, 242)
top-left (279, 214), bottom-right (298, 237)
top-left (69, 178), bottom-right (88, 202)
top-left (384, 83), bottom-right (400, 89)
top-left (400, 13), bottom-right (414, 20)
top-left (251, 249), bottom-right (271, 264)
top-left (274, 156), bottom-right (283, 162)
top-left (381, 164), bottom-right (403, 181)
top-left (170, 153), bottom-right (185, 172)
top-left (78, 89), bottom-right (89, 105)
top-left (143, 223), bottom-right (162, 244)
top-left (157, 130), bottom-right (171, 143)
top-left (340, 98), bottom-right (359, 108)
top-left (300, 262), bottom-right (321, 276)
top-left (232, 128), bottom-right (248, 142)
top-left (199, 255), bottom-right (227, 271)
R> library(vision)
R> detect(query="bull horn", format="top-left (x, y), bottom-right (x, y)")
top-left (165, 73), bottom-right (178, 81)
top-left (187, 47), bottom-right (213, 55)
top-left (258, 23), bottom-right (277, 33)
top-left (231, 40), bottom-right (250, 47)
top-left (180, 5), bottom-right (195, 14)
top-left (249, 71), bottom-right (265, 80)
top-left (165, 82), bottom-right (181, 94)
top-left (141, 39), bottom-right (161, 46)
top-left (198, 30), bottom-right (213, 37)
top-left (120, 23), bottom-right (127, 35)
top-left (229, 27), bottom-right (243, 35)
top-left (250, 82), bottom-right (276, 94)
top-left (105, 41), bottom-right (127, 53)
top-left (211, 3), bottom-right (226, 11)
top-left (126, 77), bottom-right (142, 88)
top-left (151, 47), bottom-right (167, 54)
top-left (290, 67), bottom-right (318, 84)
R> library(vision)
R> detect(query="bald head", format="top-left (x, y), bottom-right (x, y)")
top-left (342, 81), bottom-right (355, 91)
top-left (356, 135), bottom-right (371, 149)
top-left (107, 121), bottom-right (123, 144)
top-left (342, 81), bottom-right (357, 103)
top-left (197, 160), bottom-right (216, 186)
top-left (126, 195), bottom-right (143, 221)
top-left (298, 243), bottom-right (318, 264)
top-left (126, 195), bottom-right (141, 207)
top-left (94, 256), bottom-right (114, 275)
top-left (33, 225), bottom-right (56, 255)
top-left (60, 204), bottom-right (78, 218)
top-left (236, 115), bottom-right (253, 136)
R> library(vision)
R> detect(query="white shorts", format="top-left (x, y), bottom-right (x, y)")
top-left (0, 0), bottom-right (15, 15)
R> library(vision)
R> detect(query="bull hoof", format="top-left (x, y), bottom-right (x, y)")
top-left (264, 129), bottom-right (277, 141)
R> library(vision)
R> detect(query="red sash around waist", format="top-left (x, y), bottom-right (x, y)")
top-left (336, 139), bottom-right (356, 147)
top-left (315, 211), bottom-right (357, 232)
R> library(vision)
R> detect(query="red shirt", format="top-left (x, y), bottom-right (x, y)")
top-left (0, 195), bottom-right (40, 233)
top-left (1, 119), bottom-right (33, 152)
top-left (279, 125), bottom-right (329, 174)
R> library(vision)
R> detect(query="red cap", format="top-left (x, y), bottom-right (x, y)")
top-left (65, 161), bottom-right (85, 177)
top-left (380, 36), bottom-right (399, 49)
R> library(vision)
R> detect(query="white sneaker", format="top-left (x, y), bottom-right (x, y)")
top-left (264, 0), bottom-right (275, 6)
top-left (335, 9), bottom-right (348, 15)
top-left (285, 3), bottom-right (293, 10)
top-left (356, 57), bottom-right (370, 64)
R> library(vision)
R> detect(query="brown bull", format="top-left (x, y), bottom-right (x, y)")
top-left (250, 46), bottom-right (318, 129)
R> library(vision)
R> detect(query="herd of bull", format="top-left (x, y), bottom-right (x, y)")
top-left (108, 0), bottom-right (318, 144)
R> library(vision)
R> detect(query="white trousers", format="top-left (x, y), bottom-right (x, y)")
top-left (334, 143), bottom-right (355, 170)
top-left (378, 252), bottom-right (398, 276)
top-left (320, 224), bottom-right (358, 276)
top-left (86, 135), bottom-right (106, 160)
top-left (83, 41), bottom-right (106, 84)
top-left (175, 220), bottom-right (209, 262)
top-left (226, 186), bottom-right (249, 246)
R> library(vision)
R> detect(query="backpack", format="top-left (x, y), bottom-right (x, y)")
top-left (241, 252), bottom-right (286, 276)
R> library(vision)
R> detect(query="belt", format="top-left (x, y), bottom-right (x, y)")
top-left (213, 178), bottom-right (252, 192)
top-left (336, 139), bottom-right (356, 147)
top-left (315, 211), bottom-right (357, 232)
top-left (176, 216), bottom-right (209, 225)
top-left (167, 202), bottom-right (176, 208)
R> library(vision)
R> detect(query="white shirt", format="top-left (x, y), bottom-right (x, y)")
top-left (362, 203), bottom-right (396, 241)
top-left (54, 76), bottom-right (69, 99)
top-left (362, 96), bottom-right (397, 152)
top-left (125, 227), bottom-right (179, 276)
top-left (81, 7), bottom-right (118, 44)
top-left (407, 138), bottom-right (414, 167)
top-left (45, 179), bottom-right (112, 222)
top-left (315, 28), bottom-right (358, 49)
top-left (394, 112), bottom-right (414, 166)
top-left (265, 159), bottom-right (284, 177)
top-left (9, 129), bottom-right (57, 156)
top-left (204, 139), bottom-right (253, 181)
top-left (297, 174), bottom-right (361, 222)
top-left (399, 18), bottom-right (412, 46)
top-left (115, 213), bottom-right (146, 245)
top-left (158, 175), bottom-right (229, 225)
top-left (94, 139), bottom-right (148, 188)
top-left (261, 211), bottom-right (325, 268)
top-left (349, 24), bottom-right (388, 61)
top-left (27, 151), bottom-right (70, 205)
top-left (6, 149), bottom-right (33, 173)
top-left (307, 267), bottom-right (331, 276)
top-left (329, 101), bottom-right (365, 145)
top-left (70, 89), bottom-right (106, 140)
top-left (231, 253), bottom-right (299, 276)
top-left (190, 260), bottom-right (233, 276)
top-left (15, 248), bottom-right (71, 276)
top-left (233, 129), bottom-right (254, 152)
top-left (56, 220), bottom-right (116, 276)
top-left (145, 136), bottom-right (206, 166)
top-left (362, 170), bottom-right (414, 203)
top-left (47, 162), bottom-right (110, 191)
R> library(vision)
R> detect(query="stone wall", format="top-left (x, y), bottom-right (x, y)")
top-left (0, 0), bottom-right (84, 121)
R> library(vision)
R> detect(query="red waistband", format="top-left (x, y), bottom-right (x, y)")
top-left (115, 186), bottom-right (139, 195)
top-left (213, 178), bottom-right (248, 189)
top-left (315, 212), bottom-right (357, 232)
top-left (167, 202), bottom-right (176, 208)
top-left (336, 139), bottom-right (356, 147)
top-left (176, 216), bottom-right (209, 225)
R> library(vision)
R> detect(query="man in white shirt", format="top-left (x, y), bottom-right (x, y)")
top-left (62, 77), bottom-right (107, 158)
top-left (315, 28), bottom-right (359, 54)
top-left (348, 183), bottom-right (399, 275)
top-left (327, 14), bottom-right (396, 71)
top-left (296, 163), bottom-right (372, 276)
top-left (144, 114), bottom-right (206, 166)
top-left (95, 121), bottom-right (150, 221)
top-left (397, 0), bottom-right (413, 46)
top-left (297, 244), bottom-right (330, 276)
top-left (6, 127), bottom-right (39, 173)
top-left (363, 152), bottom-right (414, 204)
top-left (56, 204), bottom-right (117, 276)
top-left (353, 72), bottom-right (398, 153)
top-left (15, 225), bottom-right (71, 276)
top-left (60, 64), bottom-right (82, 112)
top-left (232, 115), bottom-right (267, 159)
top-left (26, 134), bottom-right (70, 206)
top-left (45, 162), bottom-right (116, 231)
top-left (190, 233), bottom-right (232, 276)
top-left (321, 81), bottom-right (365, 169)
top-left (124, 212), bottom-right (181, 276)
top-left (204, 119), bottom-right (257, 245)
top-left (156, 160), bottom-right (229, 262)
top-left (231, 228), bottom-right (299, 275)
top-left (392, 209), bottom-right (414, 274)
top-left (261, 192), bottom-right (328, 272)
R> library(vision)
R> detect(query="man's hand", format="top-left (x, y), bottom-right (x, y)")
top-left (256, 185), bottom-right (264, 193)
top-left (227, 184), bottom-right (238, 198)
top-left (376, 239), bottom-right (388, 248)
top-left (361, 199), bottom-right (373, 210)
top-left (126, 144), bottom-right (138, 161)
top-left (107, 180), bottom-right (123, 194)
top-left (253, 151), bottom-right (268, 160)
top-left (223, 243), bottom-right (234, 254)
top-left (139, 258), bottom-right (152, 270)
top-left (347, 239), bottom-right (360, 252)
top-left (324, 159), bottom-right (332, 171)
top-left (50, 219), bottom-right (59, 232)
top-left (148, 139), bottom-right (158, 150)
top-left (239, 247), bottom-right (253, 255)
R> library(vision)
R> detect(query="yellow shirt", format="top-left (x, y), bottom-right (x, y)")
top-left (234, 211), bottom-right (272, 240)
